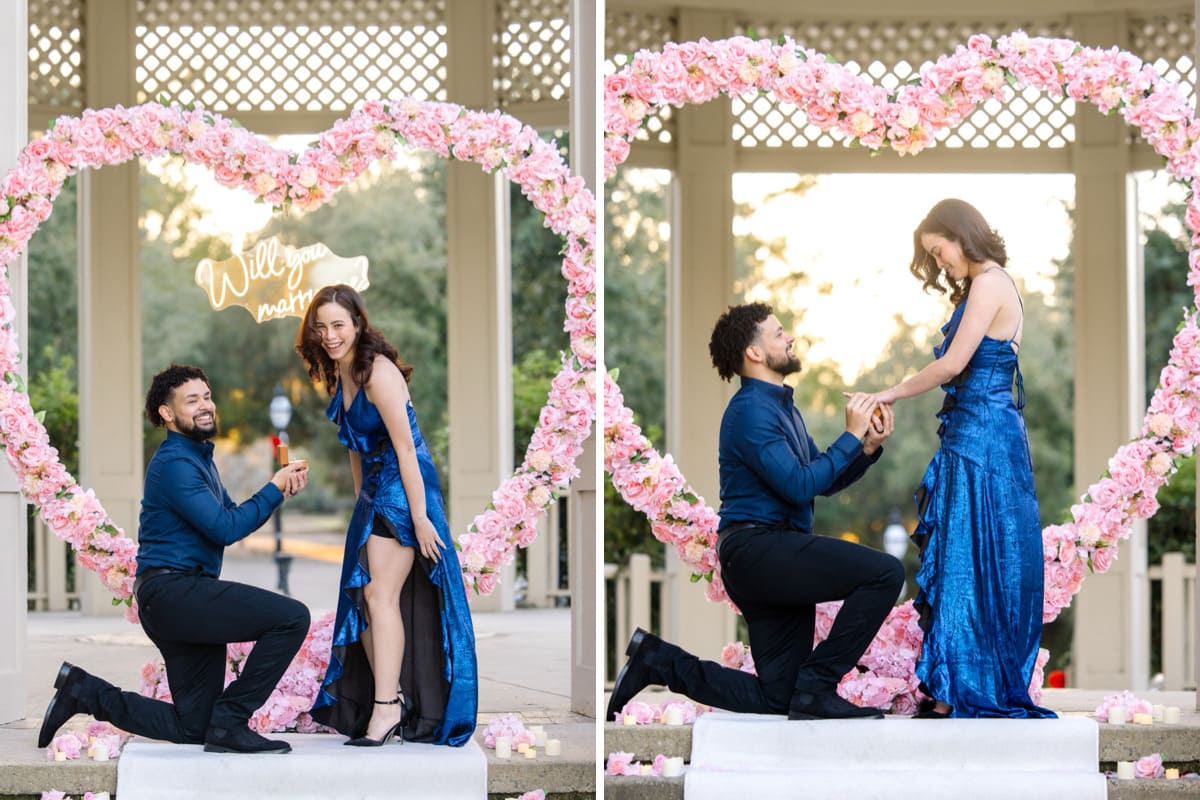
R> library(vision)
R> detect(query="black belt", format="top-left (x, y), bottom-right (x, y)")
top-left (133, 566), bottom-right (209, 595)
top-left (716, 521), bottom-right (758, 556)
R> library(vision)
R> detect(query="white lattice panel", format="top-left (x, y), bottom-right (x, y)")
top-left (495, 0), bottom-right (570, 105)
top-left (135, 0), bottom-right (447, 110)
top-left (733, 19), bottom-right (1076, 150)
top-left (606, 9), bottom-right (677, 144)
top-left (29, 0), bottom-right (85, 111)
top-left (1130, 13), bottom-right (1196, 112)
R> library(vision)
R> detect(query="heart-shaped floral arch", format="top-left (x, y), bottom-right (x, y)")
top-left (603, 32), bottom-right (1200, 710)
top-left (0, 98), bottom-right (597, 612)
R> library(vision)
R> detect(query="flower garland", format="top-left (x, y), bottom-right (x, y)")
top-left (603, 32), bottom-right (1200, 709)
top-left (0, 97), bottom-right (596, 610)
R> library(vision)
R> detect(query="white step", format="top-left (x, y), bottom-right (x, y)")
top-left (116, 734), bottom-right (487, 800)
top-left (684, 712), bottom-right (1105, 800)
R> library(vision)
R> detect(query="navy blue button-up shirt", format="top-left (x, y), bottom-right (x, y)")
top-left (136, 430), bottom-right (283, 577)
top-left (717, 376), bottom-right (880, 532)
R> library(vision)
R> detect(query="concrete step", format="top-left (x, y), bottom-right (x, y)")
top-left (0, 724), bottom-right (596, 799)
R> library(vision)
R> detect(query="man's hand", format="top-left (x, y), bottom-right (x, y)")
top-left (843, 392), bottom-right (878, 439)
top-left (271, 461), bottom-right (309, 498)
top-left (863, 403), bottom-right (894, 455)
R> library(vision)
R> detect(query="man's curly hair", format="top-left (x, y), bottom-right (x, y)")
top-left (145, 364), bottom-right (209, 427)
top-left (709, 302), bottom-right (772, 382)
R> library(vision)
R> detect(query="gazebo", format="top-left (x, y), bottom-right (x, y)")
top-left (0, 0), bottom-right (600, 723)
top-left (604, 0), bottom-right (1199, 698)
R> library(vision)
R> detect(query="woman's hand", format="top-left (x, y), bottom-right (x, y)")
top-left (414, 515), bottom-right (446, 563)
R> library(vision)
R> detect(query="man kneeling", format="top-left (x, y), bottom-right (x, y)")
top-left (608, 304), bottom-right (904, 721)
top-left (39, 364), bottom-right (311, 754)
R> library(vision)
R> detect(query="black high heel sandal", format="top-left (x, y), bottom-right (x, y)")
top-left (345, 695), bottom-right (411, 746)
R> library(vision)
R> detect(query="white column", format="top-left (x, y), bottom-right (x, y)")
top-left (664, 8), bottom-right (738, 660)
top-left (567, 0), bottom-right (600, 717)
top-left (1193, 0), bottom-right (1200, 710)
top-left (445, 0), bottom-right (514, 612)
top-left (77, 0), bottom-right (141, 615)
top-left (1069, 12), bottom-right (1148, 690)
top-left (0, 0), bottom-right (29, 723)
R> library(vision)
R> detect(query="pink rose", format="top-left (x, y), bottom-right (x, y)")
top-left (1135, 753), bottom-right (1164, 779)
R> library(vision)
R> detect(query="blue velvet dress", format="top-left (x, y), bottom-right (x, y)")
top-left (310, 383), bottom-right (478, 745)
top-left (912, 301), bottom-right (1055, 719)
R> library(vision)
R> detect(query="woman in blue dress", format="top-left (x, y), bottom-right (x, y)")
top-left (866, 199), bottom-right (1054, 719)
top-left (296, 284), bottom-right (477, 745)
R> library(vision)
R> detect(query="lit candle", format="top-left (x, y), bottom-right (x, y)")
top-left (545, 739), bottom-right (561, 757)
top-left (1107, 705), bottom-right (1126, 725)
top-left (494, 736), bottom-right (511, 759)
top-left (664, 706), bottom-right (684, 726)
top-left (1132, 712), bottom-right (1154, 726)
top-left (1164, 706), bottom-right (1181, 724)
top-left (53, 751), bottom-right (67, 762)
top-left (92, 741), bottom-right (110, 761)
top-left (524, 748), bottom-right (536, 760)
top-left (1116, 761), bottom-right (1135, 780)
top-left (640, 763), bottom-right (652, 775)
top-left (516, 741), bottom-right (529, 754)
top-left (662, 756), bottom-right (684, 778)
top-left (623, 714), bottom-right (637, 726)
top-left (1166, 768), bottom-right (1181, 780)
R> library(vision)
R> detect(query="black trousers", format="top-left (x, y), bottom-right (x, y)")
top-left (652, 524), bottom-right (904, 714)
top-left (73, 573), bottom-right (310, 743)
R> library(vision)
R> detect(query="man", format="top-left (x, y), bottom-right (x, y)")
top-left (38, 364), bottom-right (312, 754)
top-left (608, 303), bottom-right (905, 720)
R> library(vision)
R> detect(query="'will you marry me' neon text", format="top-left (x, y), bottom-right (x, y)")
top-left (194, 237), bottom-right (370, 323)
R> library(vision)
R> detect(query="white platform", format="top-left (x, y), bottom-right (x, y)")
top-left (116, 734), bottom-right (487, 800)
top-left (684, 712), bottom-right (1105, 800)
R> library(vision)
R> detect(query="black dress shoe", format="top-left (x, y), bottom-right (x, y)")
top-left (203, 726), bottom-right (292, 754)
top-left (38, 662), bottom-right (87, 748)
top-left (787, 691), bottom-right (885, 720)
top-left (914, 698), bottom-right (952, 718)
top-left (605, 628), bottom-right (661, 721)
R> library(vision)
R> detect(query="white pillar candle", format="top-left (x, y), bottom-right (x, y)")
top-left (533, 729), bottom-right (548, 747)
top-left (92, 794), bottom-right (111, 800)
top-left (92, 741), bottom-right (109, 762)
top-left (664, 706), bottom-right (684, 726)
top-left (545, 738), bottom-right (561, 756)
top-left (622, 713), bottom-right (637, 725)
top-left (1132, 712), bottom-right (1154, 725)
top-left (1116, 761), bottom-right (1135, 780)
top-left (639, 763), bottom-right (652, 775)
top-left (1107, 705), bottom-right (1126, 725)
top-left (53, 751), bottom-right (67, 762)
top-left (523, 747), bottom-right (536, 759)
top-left (1153, 704), bottom-right (1165, 719)
top-left (1164, 706), bottom-right (1181, 724)
top-left (494, 736), bottom-right (511, 759)
top-left (662, 756), bottom-right (684, 778)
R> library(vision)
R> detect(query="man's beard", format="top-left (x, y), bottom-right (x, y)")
top-left (178, 415), bottom-right (218, 442)
top-left (767, 352), bottom-right (801, 377)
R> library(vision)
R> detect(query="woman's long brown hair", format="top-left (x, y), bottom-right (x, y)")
top-left (910, 198), bottom-right (1008, 305)
top-left (295, 284), bottom-right (413, 394)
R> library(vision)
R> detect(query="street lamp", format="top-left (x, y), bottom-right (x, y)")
top-left (882, 510), bottom-right (910, 601)
top-left (269, 385), bottom-right (294, 596)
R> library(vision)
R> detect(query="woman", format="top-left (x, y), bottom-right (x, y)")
top-left (865, 199), bottom-right (1054, 719)
top-left (297, 284), bottom-right (477, 745)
